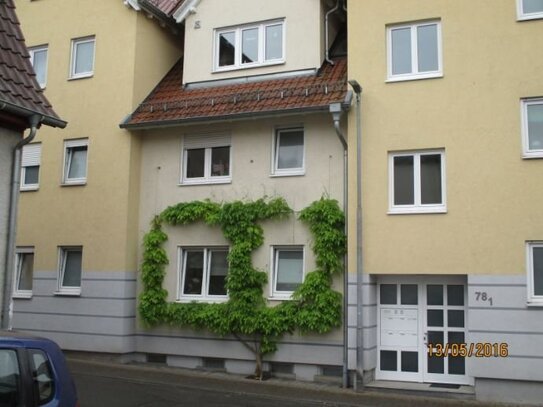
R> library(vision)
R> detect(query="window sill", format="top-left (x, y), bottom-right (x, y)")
top-left (388, 206), bottom-right (447, 215)
top-left (61, 180), bottom-right (87, 187)
top-left (68, 73), bottom-right (94, 81)
top-left (54, 290), bottom-right (81, 297)
top-left (386, 72), bottom-right (443, 83)
top-left (213, 60), bottom-right (285, 74)
top-left (526, 300), bottom-right (543, 307)
top-left (517, 14), bottom-right (543, 21)
top-left (179, 178), bottom-right (231, 186)
top-left (268, 295), bottom-right (294, 301)
top-left (20, 186), bottom-right (39, 192)
top-left (12, 292), bottom-right (33, 299)
top-left (522, 152), bottom-right (543, 159)
top-left (270, 171), bottom-right (305, 178)
top-left (176, 297), bottom-right (228, 304)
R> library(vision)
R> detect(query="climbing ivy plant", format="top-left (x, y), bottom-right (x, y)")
top-left (140, 197), bottom-right (345, 378)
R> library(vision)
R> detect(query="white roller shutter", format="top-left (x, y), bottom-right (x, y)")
top-left (21, 143), bottom-right (41, 167)
top-left (183, 133), bottom-right (230, 149)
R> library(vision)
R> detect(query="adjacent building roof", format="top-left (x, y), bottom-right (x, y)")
top-left (0, 0), bottom-right (65, 129)
top-left (144, 0), bottom-right (185, 16)
top-left (121, 57), bottom-right (348, 129)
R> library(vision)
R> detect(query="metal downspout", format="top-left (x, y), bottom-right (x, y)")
top-left (330, 103), bottom-right (348, 388)
top-left (348, 81), bottom-right (364, 388)
top-left (325, 0), bottom-right (340, 65)
top-left (1, 114), bottom-right (41, 330)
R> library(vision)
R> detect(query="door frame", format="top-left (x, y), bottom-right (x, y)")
top-left (376, 275), bottom-right (473, 385)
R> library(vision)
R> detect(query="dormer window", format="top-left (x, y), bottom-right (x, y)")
top-left (215, 20), bottom-right (285, 72)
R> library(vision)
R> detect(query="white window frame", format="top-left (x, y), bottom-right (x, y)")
top-left (177, 247), bottom-right (229, 302)
top-left (388, 150), bottom-right (446, 214)
top-left (527, 242), bottom-right (543, 305)
top-left (28, 45), bottom-right (48, 88)
top-left (180, 134), bottom-right (231, 185)
top-left (270, 246), bottom-right (305, 300)
top-left (12, 247), bottom-right (34, 299)
top-left (56, 247), bottom-right (82, 296)
top-left (62, 138), bottom-right (88, 185)
top-left (20, 142), bottom-right (41, 191)
top-left (386, 20), bottom-right (443, 82)
top-left (517, 0), bottom-right (543, 20)
top-left (214, 19), bottom-right (285, 72)
top-left (521, 98), bottom-right (543, 158)
top-left (69, 36), bottom-right (95, 79)
top-left (271, 127), bottom-right (305, 177)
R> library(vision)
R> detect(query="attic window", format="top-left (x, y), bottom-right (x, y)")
top-left (215, 20), bottom-right (285, 72)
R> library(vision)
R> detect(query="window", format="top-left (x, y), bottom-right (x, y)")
top-left (0, 349), bottom-right (20, 406)
top-left (57, 247), bottom-right (82, 295)
top-left (215, 20), bottom-right (284, 71)
top-left (182, 134), bottom-right (231, 184)
top-left (387, 21), bottom-right (442, 81)
top-left (179, 248), bottom-right (229, 300)
top-left (29, 349), bottom-right (54, 405)
top-left (521, 98), bottom-right (543, 158)
top-left (272, 128), bottom-right (304, 176)
top-left (20, 143), bottom-right (41, 191)
top-left (29, 45), bottom-right (48, 88)
top-left (527, 242), bottom-right (543, 304)
top-left (271, 247), bottom-right (304, 298)
top-left (70, 36), bottom-right (95, 79)
top-left (517, 0), bottom-right (543, 20)
top-left (63, 139), bottom-right (88, 185)
top-left (13, 248), bottom-right (34, 298)
top-left (389, 150), bottom-right (446, 214)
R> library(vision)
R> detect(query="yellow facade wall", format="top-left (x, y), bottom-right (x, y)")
top-left (348, 0), bottom-right (543, 276)
top-left (15, 1), bottom-right (181, 272)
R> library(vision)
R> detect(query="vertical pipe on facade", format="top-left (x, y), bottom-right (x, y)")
top-left (1, 115), bottom-right (40, 330)
top-left (349, 82), bottom-right (364, 389)
top-left (330, 103), bottom-right (348, 388)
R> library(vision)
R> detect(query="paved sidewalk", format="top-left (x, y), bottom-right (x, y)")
top-left (66, 356), bottom-right (517, 407)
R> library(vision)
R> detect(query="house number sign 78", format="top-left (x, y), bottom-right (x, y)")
top-left (475, 291), bottom-right (493, 306)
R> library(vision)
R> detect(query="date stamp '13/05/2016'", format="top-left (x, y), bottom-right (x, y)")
top-left (428, 343), bottom-right (509, 358)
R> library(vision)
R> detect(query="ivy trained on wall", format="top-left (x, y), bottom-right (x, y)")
top-left (140, 197), bottom-right (345, 379)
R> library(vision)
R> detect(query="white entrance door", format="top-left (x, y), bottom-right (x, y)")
top-left (376, 276), bottom-right (471, 385)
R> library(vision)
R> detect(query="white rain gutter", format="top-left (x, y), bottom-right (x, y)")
top-left (330, 102), bottom-right (348, 388)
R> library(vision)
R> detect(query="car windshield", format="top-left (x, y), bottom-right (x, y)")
top-left (0, 349), bottom-right (21, 407)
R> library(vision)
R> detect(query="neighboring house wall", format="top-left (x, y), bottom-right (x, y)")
top-left (349, 0), bottom-right (543, 402)
top-left (136, 113), bottom-right (346, 378)
top-left (182, 0), bottom-right (324, 84)
top-left (0, 129), bottom-right (20, 317)
top-left (12, 0), bottom-right (181, 352)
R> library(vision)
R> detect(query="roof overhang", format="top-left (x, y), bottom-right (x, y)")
top-left (0, 100), bottom-right (67, 129)
top-left (120, 93), bottom-right (352, 131)
top-left (172, 0), bottom-right (201, 23)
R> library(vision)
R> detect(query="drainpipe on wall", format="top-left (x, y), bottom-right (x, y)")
top-left (330, 102), bottom-right (348, 388)
top-left (1, 114), bottom-right (41, 330)
top-left (348, 80), bottom-right (363, 389)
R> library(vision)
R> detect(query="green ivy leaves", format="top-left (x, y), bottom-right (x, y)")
top-left (139, 196), bottom-right (345, 358)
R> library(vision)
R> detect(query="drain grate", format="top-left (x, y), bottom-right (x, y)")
top-left (429, 383), bottom-right (461, 389)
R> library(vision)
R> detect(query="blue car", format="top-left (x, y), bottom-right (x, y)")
top-left (0, 330), bottom-right (78, 407)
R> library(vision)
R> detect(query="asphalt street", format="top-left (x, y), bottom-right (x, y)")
top-left (67, 359), bottom-right (502, 407)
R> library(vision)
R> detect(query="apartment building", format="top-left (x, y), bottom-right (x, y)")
top-left (11, 0), bottom-right (181, 352)
top-left (348, 0), bottom-right (543, 403)
top-left (0, 0), bottom-right (65, 328)
top-left (121, 0), bottom-right (350, 379)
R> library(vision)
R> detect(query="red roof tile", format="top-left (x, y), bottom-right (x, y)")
top-left (123, 57), bottom-right (348, 128)
top-left (0, 0), bottom-right (64, 127)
